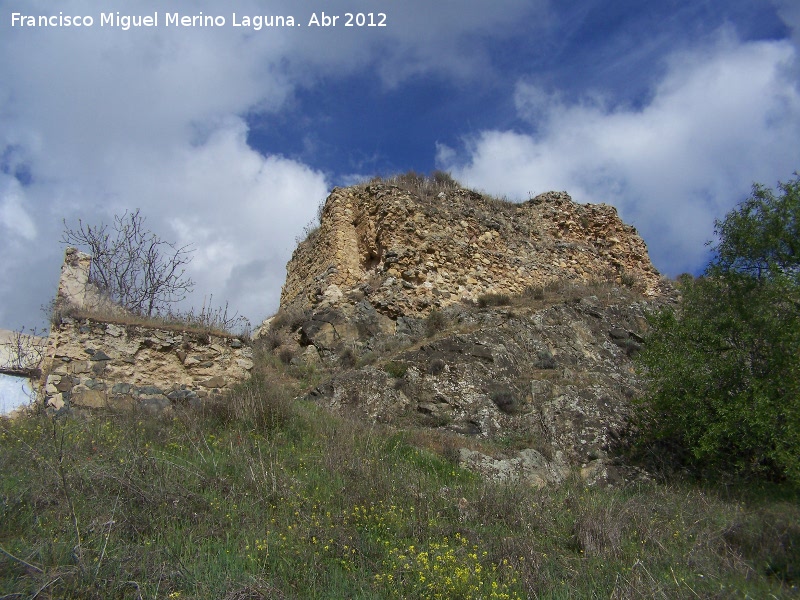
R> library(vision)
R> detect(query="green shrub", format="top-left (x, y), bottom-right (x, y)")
top-left (635, 175), bottom-right (800, 483)
top-left (339, 347), bottom-right (356, 368)
top-left (427, 358), bottom-right (446, 375)
top-left (384, 361), bottom-right (408, 378)
top-left (431, 169), bottom-right (458, 188)
top-left (619, 271), bottom-right (636, 288)
top-left (490, 389), bottom-right (523, 414)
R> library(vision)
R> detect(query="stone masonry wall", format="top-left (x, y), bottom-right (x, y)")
top-left (40, 248), bottom-right (253, 411)
top-left (41, 318), bottom-right (253, 411)
top-left (280, 184), bottom-right (663, 317)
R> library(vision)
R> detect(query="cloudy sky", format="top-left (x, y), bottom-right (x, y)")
top-left (1, 0), bottom-right (799, 332)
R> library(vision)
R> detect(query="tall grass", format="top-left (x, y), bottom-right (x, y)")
top-left (1, 358), bottom-right (797, 598)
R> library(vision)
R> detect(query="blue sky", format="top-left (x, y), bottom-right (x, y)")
top-left (1, 0), bottom-right (799, 331)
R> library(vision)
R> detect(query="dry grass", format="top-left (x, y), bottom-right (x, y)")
top-left (9, 267), bottom-right (779, 598)
top-left (52, 303), bottom-right (248, 340)
top-left (2, 375), bottom-right (797, 599)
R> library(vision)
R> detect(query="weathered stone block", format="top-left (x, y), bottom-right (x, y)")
top-left (137, 385), bottom-right (163, 396)
top-left (112, 383), bottom-right (133, 395)
top-left (70, 361), bottom-right (91, 374)
top-left (71, 388), bottom-right (106, 409)
top-left (200, 376), bottom-right (226, 389)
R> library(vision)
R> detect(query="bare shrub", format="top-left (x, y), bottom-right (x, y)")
top-left (165, 296), bottom-right (250, 336)
top-left (0, 327), bottom-right (45, 374)
top-left (374, 170), bottom-right (463, 203)
top-left (523, 285), bottom-right (545, 300)
top-left (262, 328), bottom-right (284, 351)
top-left (424, 309), bottom-right (448, 337)
top-left (270, 307), bottom-right (308, 332)
top-left (207, 375), bottom-right (294, 431)
top-left (477, 292), bottom-right (512, 308)
top-left (278, 347), bottom-right (295, 365)
top-left (62, 209), bottom-right (194, 317)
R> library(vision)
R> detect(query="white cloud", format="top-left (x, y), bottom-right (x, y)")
top-left (0, 179), bottom-right (36, 241)
top-left (0, 0), bottom-right (545, 328)
top-left (438, 30), bottom-right (800, 276)
top-left (60, 116), bottom-right (330, 326)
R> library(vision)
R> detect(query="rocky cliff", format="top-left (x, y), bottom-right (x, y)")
top-left (305, 285), bottom-right (656, 487)
top-left (280, 182), bottom-right (662, 318)
top-left (268, 179), bottom-right (672, 486)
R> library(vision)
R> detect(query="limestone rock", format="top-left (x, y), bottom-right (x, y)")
top-left (303, 285), bottom-right (676, 484)
top-left (459, 448), bottom-right (569, 487)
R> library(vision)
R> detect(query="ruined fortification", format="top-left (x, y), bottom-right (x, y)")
top-left (39, 248), bottom-right (252, 412)
top-left (271, 181), bottom-right (669, 486)
top-left (280, 183), bottom-right (662, 318)
top-left (28, 182), bottom-right (670, 485)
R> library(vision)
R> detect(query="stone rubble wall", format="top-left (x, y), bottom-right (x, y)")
top-left (40, 318), bottom-right (253, 411)
top-left (280, 184), bottom-right (663, 318)
top-left (39, 247), bottom-right (253, 412)
top-left (56, 247), bottom-right (128, 317)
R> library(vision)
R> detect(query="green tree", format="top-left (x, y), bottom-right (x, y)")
top-left (636, 176), bottom-right (800, 482)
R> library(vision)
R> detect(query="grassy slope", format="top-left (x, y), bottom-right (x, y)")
top-left (1, 354), bottom-right (798, 599)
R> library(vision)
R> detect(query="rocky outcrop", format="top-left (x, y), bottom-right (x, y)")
top-left (280, 184), bottom-right (662, 319)
top-left (304, 285), bottom-right (663, 486)
top-left (270, 181), bottom-right (670, 486)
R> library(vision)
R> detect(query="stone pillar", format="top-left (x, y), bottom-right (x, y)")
top-left (57, 247), bottom-right (92, 309)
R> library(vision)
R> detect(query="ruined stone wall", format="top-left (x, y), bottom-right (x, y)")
top-left (40, 318), bottom-right (253, 411)
top-left (56, 247), bottom-right (127, 316)
top-left (39, 247), bottom-right (253, 412)
top-left (280, 184), bottom-right (663, 317)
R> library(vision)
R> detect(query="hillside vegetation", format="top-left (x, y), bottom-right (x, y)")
top-left (636, 175), bottom-right (800, 483)
top-left (2, 330), bottom-right (798, 599)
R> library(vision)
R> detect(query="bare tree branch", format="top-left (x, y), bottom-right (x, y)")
top-left (61, 209), bottom-right (195, 316)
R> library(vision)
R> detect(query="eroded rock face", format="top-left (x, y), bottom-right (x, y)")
top-left (280, 184), bottom-right (663, 320)
top-left (302, 286), bottom-right (671, 486)
top-left (270, 183), bottom-right (671, 485)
